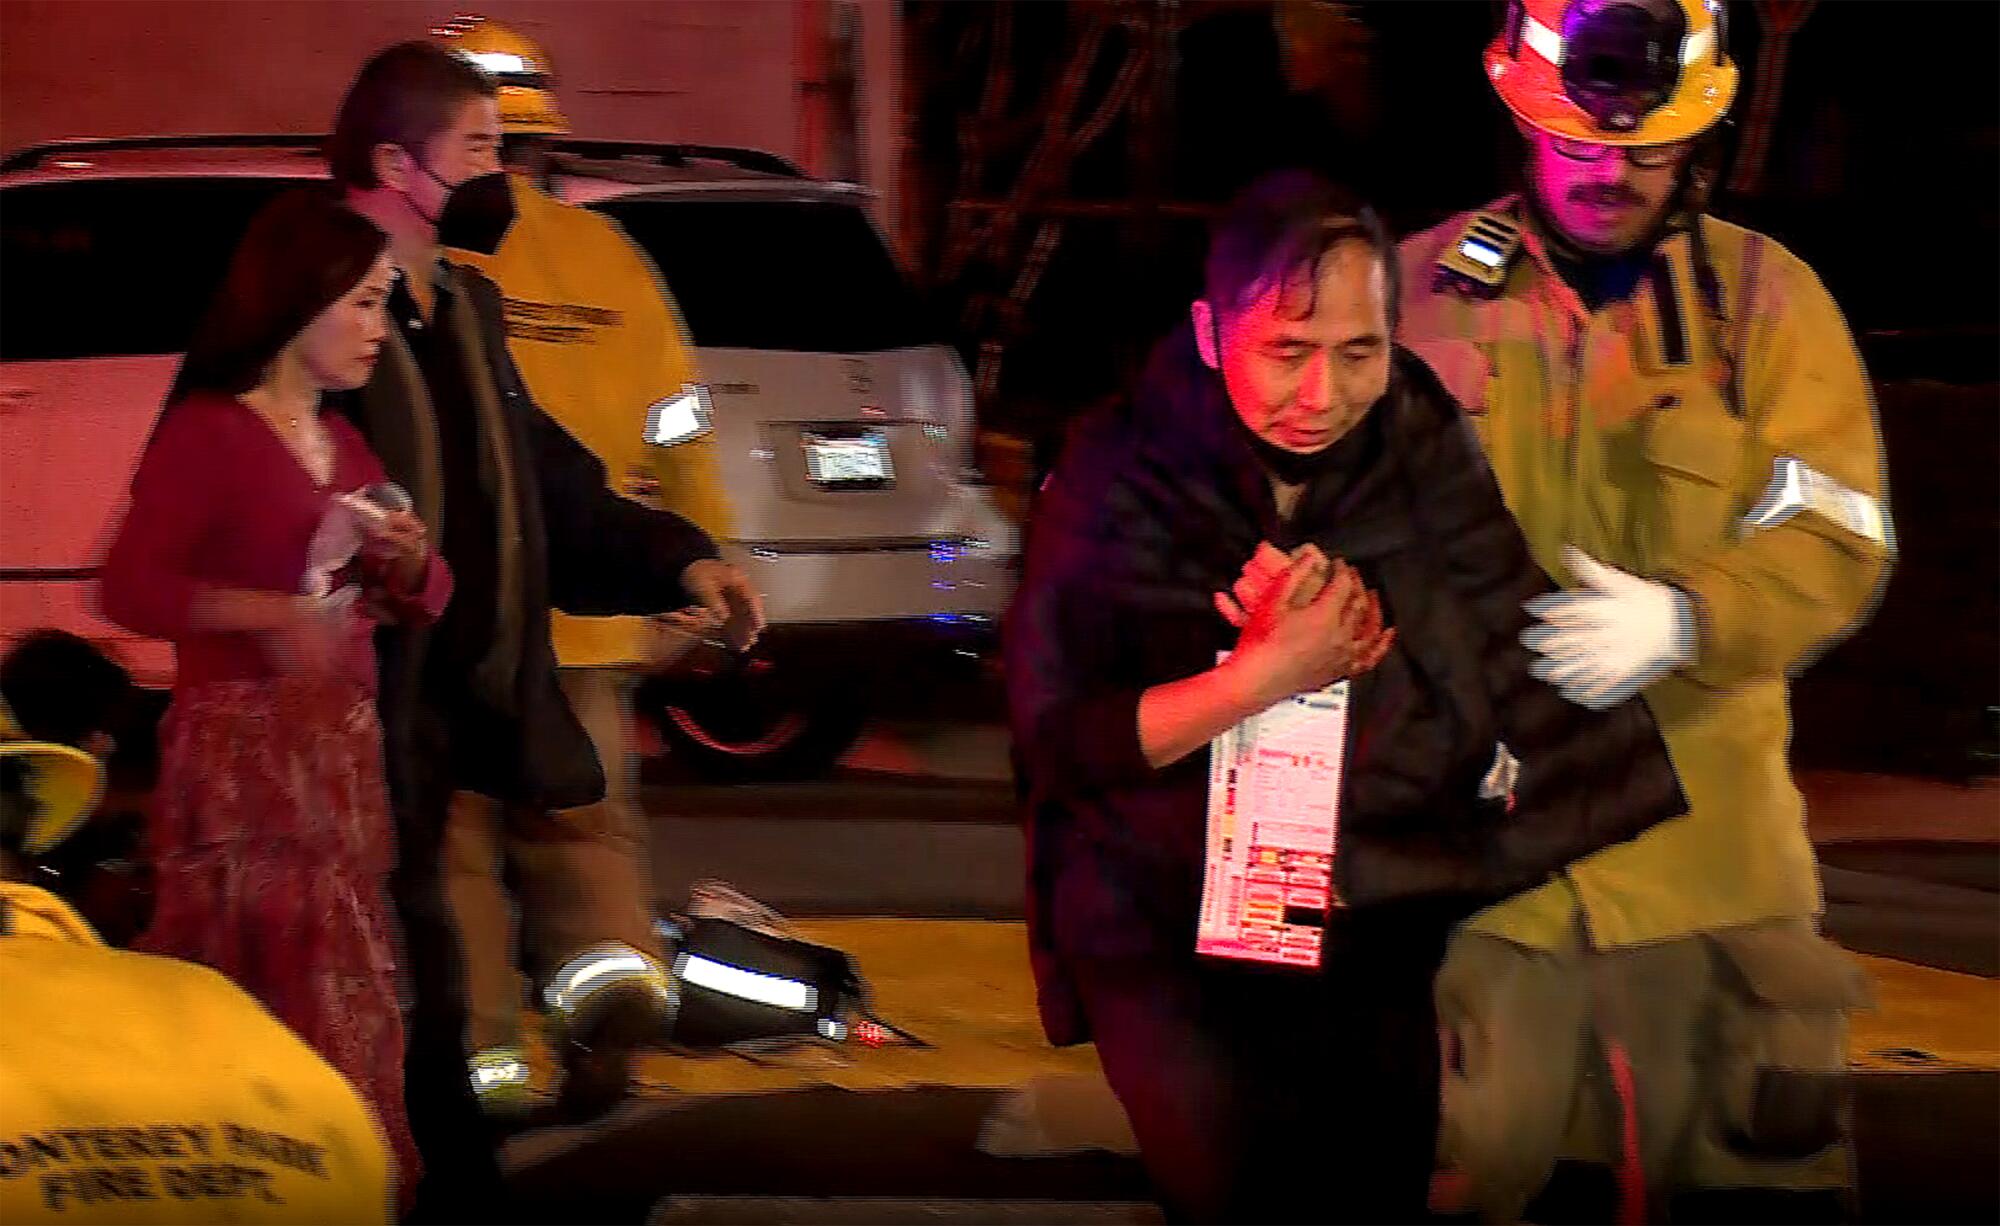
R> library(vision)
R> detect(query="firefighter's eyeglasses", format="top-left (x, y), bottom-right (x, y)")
top-left (1551, 137), bottom-right (1689, 169)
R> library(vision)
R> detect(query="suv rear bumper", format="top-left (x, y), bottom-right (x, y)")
top-left (749, 615), bottom-right (1001, 716)
top-left (648, 614), bottom-right (1001, 721)
top-left (727, 536), bottom-right (1014, 626)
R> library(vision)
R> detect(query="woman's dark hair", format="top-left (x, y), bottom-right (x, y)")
top-left (1204, 170), bottom-right (1400, 330)
top-left (168, 186), bottom-right (388, 400)
top-left (328, 40), bottom-right (499, 190)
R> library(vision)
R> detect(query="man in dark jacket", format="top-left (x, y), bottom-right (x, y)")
top-left (1005, 171), bottom-right (1686, 1224)
top-left (329, 42), bottom-right (762, 1219)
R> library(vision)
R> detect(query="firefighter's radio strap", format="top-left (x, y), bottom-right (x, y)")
top-left (1196, 666), bottom-right (1352, 970)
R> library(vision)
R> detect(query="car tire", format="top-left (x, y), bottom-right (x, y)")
top-left (635, 667), bottom-right (865, 783)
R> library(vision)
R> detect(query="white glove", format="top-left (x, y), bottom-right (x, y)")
top-left (1520, 547), bottom-right (1696, 710)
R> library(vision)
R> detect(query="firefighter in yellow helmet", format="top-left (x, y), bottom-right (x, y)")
top-left (429, 15), bottom-right (717, 1114)
top-left (0, 701), bottom-right (395, 1222)
top-left (1393, 0), bottom-right (1889, 1218)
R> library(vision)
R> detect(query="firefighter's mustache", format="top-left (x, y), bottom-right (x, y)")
top-left (1570, 185), bottom-right (1646, 209)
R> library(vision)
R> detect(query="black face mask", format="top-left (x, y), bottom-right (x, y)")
top-left (1232, 412), bottom-right (1362, 486)
top-left (436, 170), bottom-right (516, 256)
top-left (408, 161), bottom-right (517, 256)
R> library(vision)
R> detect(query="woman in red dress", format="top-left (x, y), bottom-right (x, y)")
top-left (100, 189), bottom-right (448, 1203)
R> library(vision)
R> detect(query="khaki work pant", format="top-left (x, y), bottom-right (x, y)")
top-left (1435, 917), bottom-right (1872, 1222)
top-left (442, 667), bottom-right (665, 1053)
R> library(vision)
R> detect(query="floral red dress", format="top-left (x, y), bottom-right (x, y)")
top-left (100, 393), bottom-right (452, 1204)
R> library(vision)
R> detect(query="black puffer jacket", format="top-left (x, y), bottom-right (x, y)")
top-left (1006, 327), bottom-right (1687, 1045)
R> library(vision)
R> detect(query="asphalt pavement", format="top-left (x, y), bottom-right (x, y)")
top-left (495, 718), bottom-right (2000, 1225)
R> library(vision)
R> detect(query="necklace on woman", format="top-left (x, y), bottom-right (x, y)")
top-left (244, 393), bottom-right (333, 486)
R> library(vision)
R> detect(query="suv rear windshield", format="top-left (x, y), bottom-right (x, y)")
top-left (593, 196), bottom-right (934, 353)
top-left (1, 177), bottom-right (295, 362)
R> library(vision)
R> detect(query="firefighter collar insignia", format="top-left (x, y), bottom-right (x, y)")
top-left (1434, 210), bottom-right (1525, 299)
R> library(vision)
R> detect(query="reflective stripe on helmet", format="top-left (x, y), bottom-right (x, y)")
top-left (466, 51), bottom-right (533, 78)
top-left (673, 951), bottom-right (820, 1013)
top-left (1522, 12), bottom-right (1567, 65)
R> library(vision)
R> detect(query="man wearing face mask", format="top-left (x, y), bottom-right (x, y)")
top-left (327, 41), bottom-right (763, 1218)
top-left (1395, 1), bottom-right (1892, 1219)
top-left (421, 17), bottom-right (736, 1117)
top-left (1006, 171), bottom-right (1685, 1223)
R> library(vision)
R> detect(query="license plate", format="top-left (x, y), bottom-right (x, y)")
top-left (802, 431), bottom-right (893, 487)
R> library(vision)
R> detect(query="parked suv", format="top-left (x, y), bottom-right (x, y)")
top-left (0, 135), bottom-right (1015, 779)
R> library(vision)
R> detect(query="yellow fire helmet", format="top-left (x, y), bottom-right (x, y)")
top-left (1486, 0), bottom-right (1737, 146)
top-left (432, 14), bottom-right (572, 136)
top-left (0, 698), bottom-right (103, 857)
